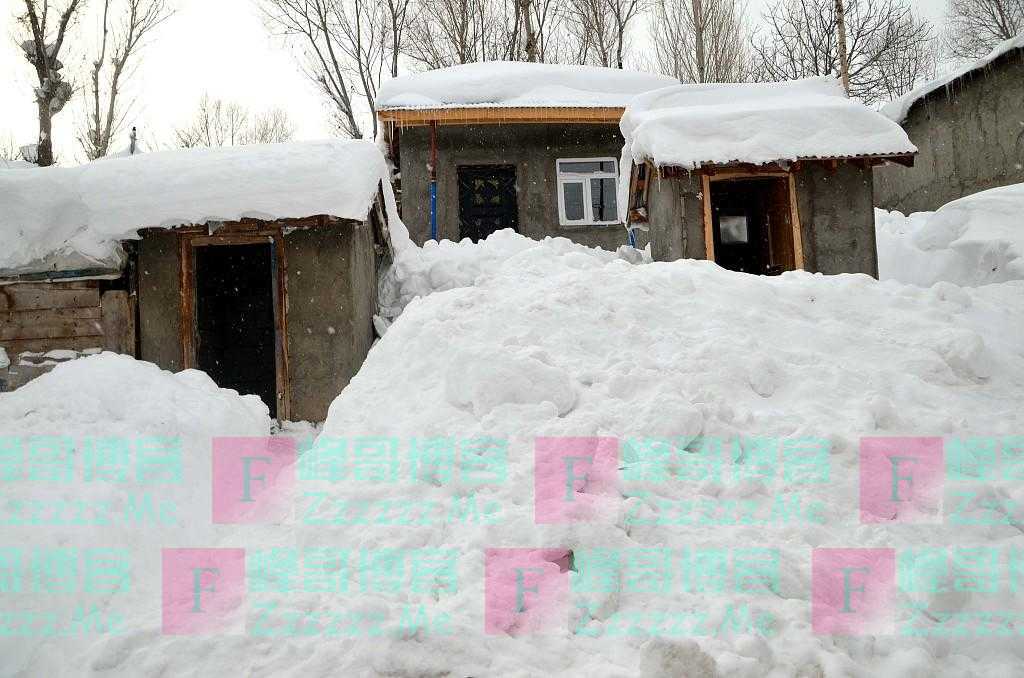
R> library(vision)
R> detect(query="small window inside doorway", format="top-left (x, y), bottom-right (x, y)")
top-left (719, 215), bottom-right (749, 244)
top-left (557, 158), bottom-right (619, 226)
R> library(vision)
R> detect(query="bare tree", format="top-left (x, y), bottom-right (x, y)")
top-left (79, 0), bottom-right (172, 160)
top-left (261, 0), bottom-right (411, 139)
top-left (944, 0), bottom-right (1023, 59)
top-left (16, 0), bottom-right (87, 167)
top-left (561, 0), bottom-right (647, 67)
top-left (250, 108), bottom-right (297, 144)
top-left (563, 0), bottom-right (618, 65)
top-left (753, 0), bottom-right (936, 103)
top-left (174, 95), bottom-right (295, 148)
top-left (1, 135), bottom-right (24, 162)
top-left (652, 0), bottom-right (750, 82)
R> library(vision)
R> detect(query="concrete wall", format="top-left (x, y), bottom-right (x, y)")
top-left (397, 123), bottom-right (630, 250)
top-left (874, 50), bottom-right (1024, 213)
top-left (138, 230), bottom-right (183, 371)
top-left (284, 220), bottom-right (377, 422)
top-left (645, 162), bottom-right (878, 276)
top-left (795, 162), bottom-right (878, 276)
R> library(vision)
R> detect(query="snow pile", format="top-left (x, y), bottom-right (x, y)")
top-left (0, 353), bottom-right (273, 676)
top-left (317, 248), bottom-right (1024, 675)
top-left (377, 227), bottom-right (637, 320)
top-left (376, 61), bottom-right (678, 110)
top-left (882, 32), bottom-right (1024, 122)
top-left (0, 139), bottom-right (394, 275)
top-left (876, 182), bottom-right (1024, 286)
top-left (621, 76), bottom-right (917, 170)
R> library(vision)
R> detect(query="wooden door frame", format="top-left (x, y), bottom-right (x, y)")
top-left (179, 230), bottom-right (291, 421)
top-left (701, 169), bottom-right (804, 270)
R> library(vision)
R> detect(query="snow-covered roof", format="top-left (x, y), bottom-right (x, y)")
top-left (620, 76), bottom-right (917, 170)
top-left (376, 61), bottom-right (679, 111)
top-left (0, 139), bottom-right (391, 276)
top-left (882, 32), bottom-right (1024, 122)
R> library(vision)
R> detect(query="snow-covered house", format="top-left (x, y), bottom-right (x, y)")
top-left (376, 62), bottom-right (677, 249)
top-left (621, 77), bottom-right (917, 276)
top-left (0, 140), bottom-right (395, 421)
top-left (875, 33), bottom-right (1024, 214)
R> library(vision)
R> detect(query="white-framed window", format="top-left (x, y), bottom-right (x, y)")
top-left (556, 157), bottom-right (619, 226)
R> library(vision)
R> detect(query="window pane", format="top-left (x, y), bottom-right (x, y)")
top-left (562, 182), bottom-right (585, 221)
top-left (590, 178), bottom-right (618, 222)
top-left (720, 215), bottom-right (749, 243)
top-left (559, 160), bottom-right (615, 174)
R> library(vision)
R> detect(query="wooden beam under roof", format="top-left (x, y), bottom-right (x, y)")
top-left (377, 106), bottom-right (625, 126)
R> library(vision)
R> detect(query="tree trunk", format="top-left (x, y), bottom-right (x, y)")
top-left (834, 0), bottom-right (851, 95)
top-left (520, 0), bottom-right (537, 61)
top-left (37, 100), bottom-right (54, 167)
top-left (692, 0), bottom-right (706, 82)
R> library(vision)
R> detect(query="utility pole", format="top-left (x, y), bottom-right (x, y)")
top-left (834, 0), bottom-right (851, 95)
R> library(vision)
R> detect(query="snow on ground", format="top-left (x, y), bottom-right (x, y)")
top-left (876, 182), bottom-right (1024, 287)
top-left (881, 32), bottom-right (1024, 122)
top-left (0, 353), bottom-right (272, 676)
top-left (0, 139), bottom-right (393, 275)
top-left (318, 236), bottom-right (1024, 676)
top-left (377, 228), bottom-right (640, 322)
top-left (620, 77), bottom-right (916, 171)
top-left (2, 230), bottom-right (1023, 675)
top-left (376, 61), bottom-right (678, 111)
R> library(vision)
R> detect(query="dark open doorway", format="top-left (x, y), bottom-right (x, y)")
top-left (194, 242), bottom-right (278, 417)
top-left (457, 165), bottom-right (518, 242)
top-left (709, 176), bottom-right (796, 275)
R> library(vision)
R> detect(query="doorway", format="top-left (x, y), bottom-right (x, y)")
top-left (457, 165), bottom-right (518, 242)
top-left (193, 242), bottom-right (279, 417)
top-left (708, 176), bottom-right (798, 275)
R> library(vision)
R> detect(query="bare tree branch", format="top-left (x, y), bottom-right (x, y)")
top-left (652, 0), bottom-right (750, 82)
top-left (79, 0), bottom-right (173, 160)
top-left (752, 0), bottom-right (936, 103)
top-left (944, 0), bottom-right (1023, 59)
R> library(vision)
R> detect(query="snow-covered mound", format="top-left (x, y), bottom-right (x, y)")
top-left (876, 182), bottom-right (1024, 287)
top-left (620, 76), bottom-right (916, 170)
top-left (376, 61), bottom-right (678, 110)
top-left (0, 139), bottom-right (394, 275)
top-left (319, 241), bottom-right (1024, 675)
top-left (0, 353), bottom-right (273, 676)
top-left (378, 228), bottom-right (637, 321)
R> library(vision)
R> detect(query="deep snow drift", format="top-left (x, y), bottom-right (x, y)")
top-left (320, 233), bottom-right (1024, 676)
top-left (3, 233), bottom-right (1023, 676)
top-left (876, 182), bottom-right (1024, 287)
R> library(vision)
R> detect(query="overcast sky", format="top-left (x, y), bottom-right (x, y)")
top-left (1, 0), bottom-right (948, 165)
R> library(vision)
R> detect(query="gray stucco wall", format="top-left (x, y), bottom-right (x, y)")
top-left (795, 162), bottom-right (878, 276)
top-left (138, 229), bottom-right (183, 371)
top-left (397, 123), bottom-right (630, 250)
top-left (644, 162), bottom-right (878, 276)
top-left (285, 220), bottom-right (376, 422)
top-left (874, 50), bottom-right (1024, 213)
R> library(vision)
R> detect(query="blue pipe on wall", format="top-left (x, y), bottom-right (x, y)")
top-left (430, 180), bottom-right (438, 241)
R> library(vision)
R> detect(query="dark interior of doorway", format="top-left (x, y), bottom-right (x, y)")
top-left (194, 243), bottom-right (278, 418)
top-left (457, 164), bottom-right (519, 242)
top-left (710, 176), bottom-right (794, 275)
